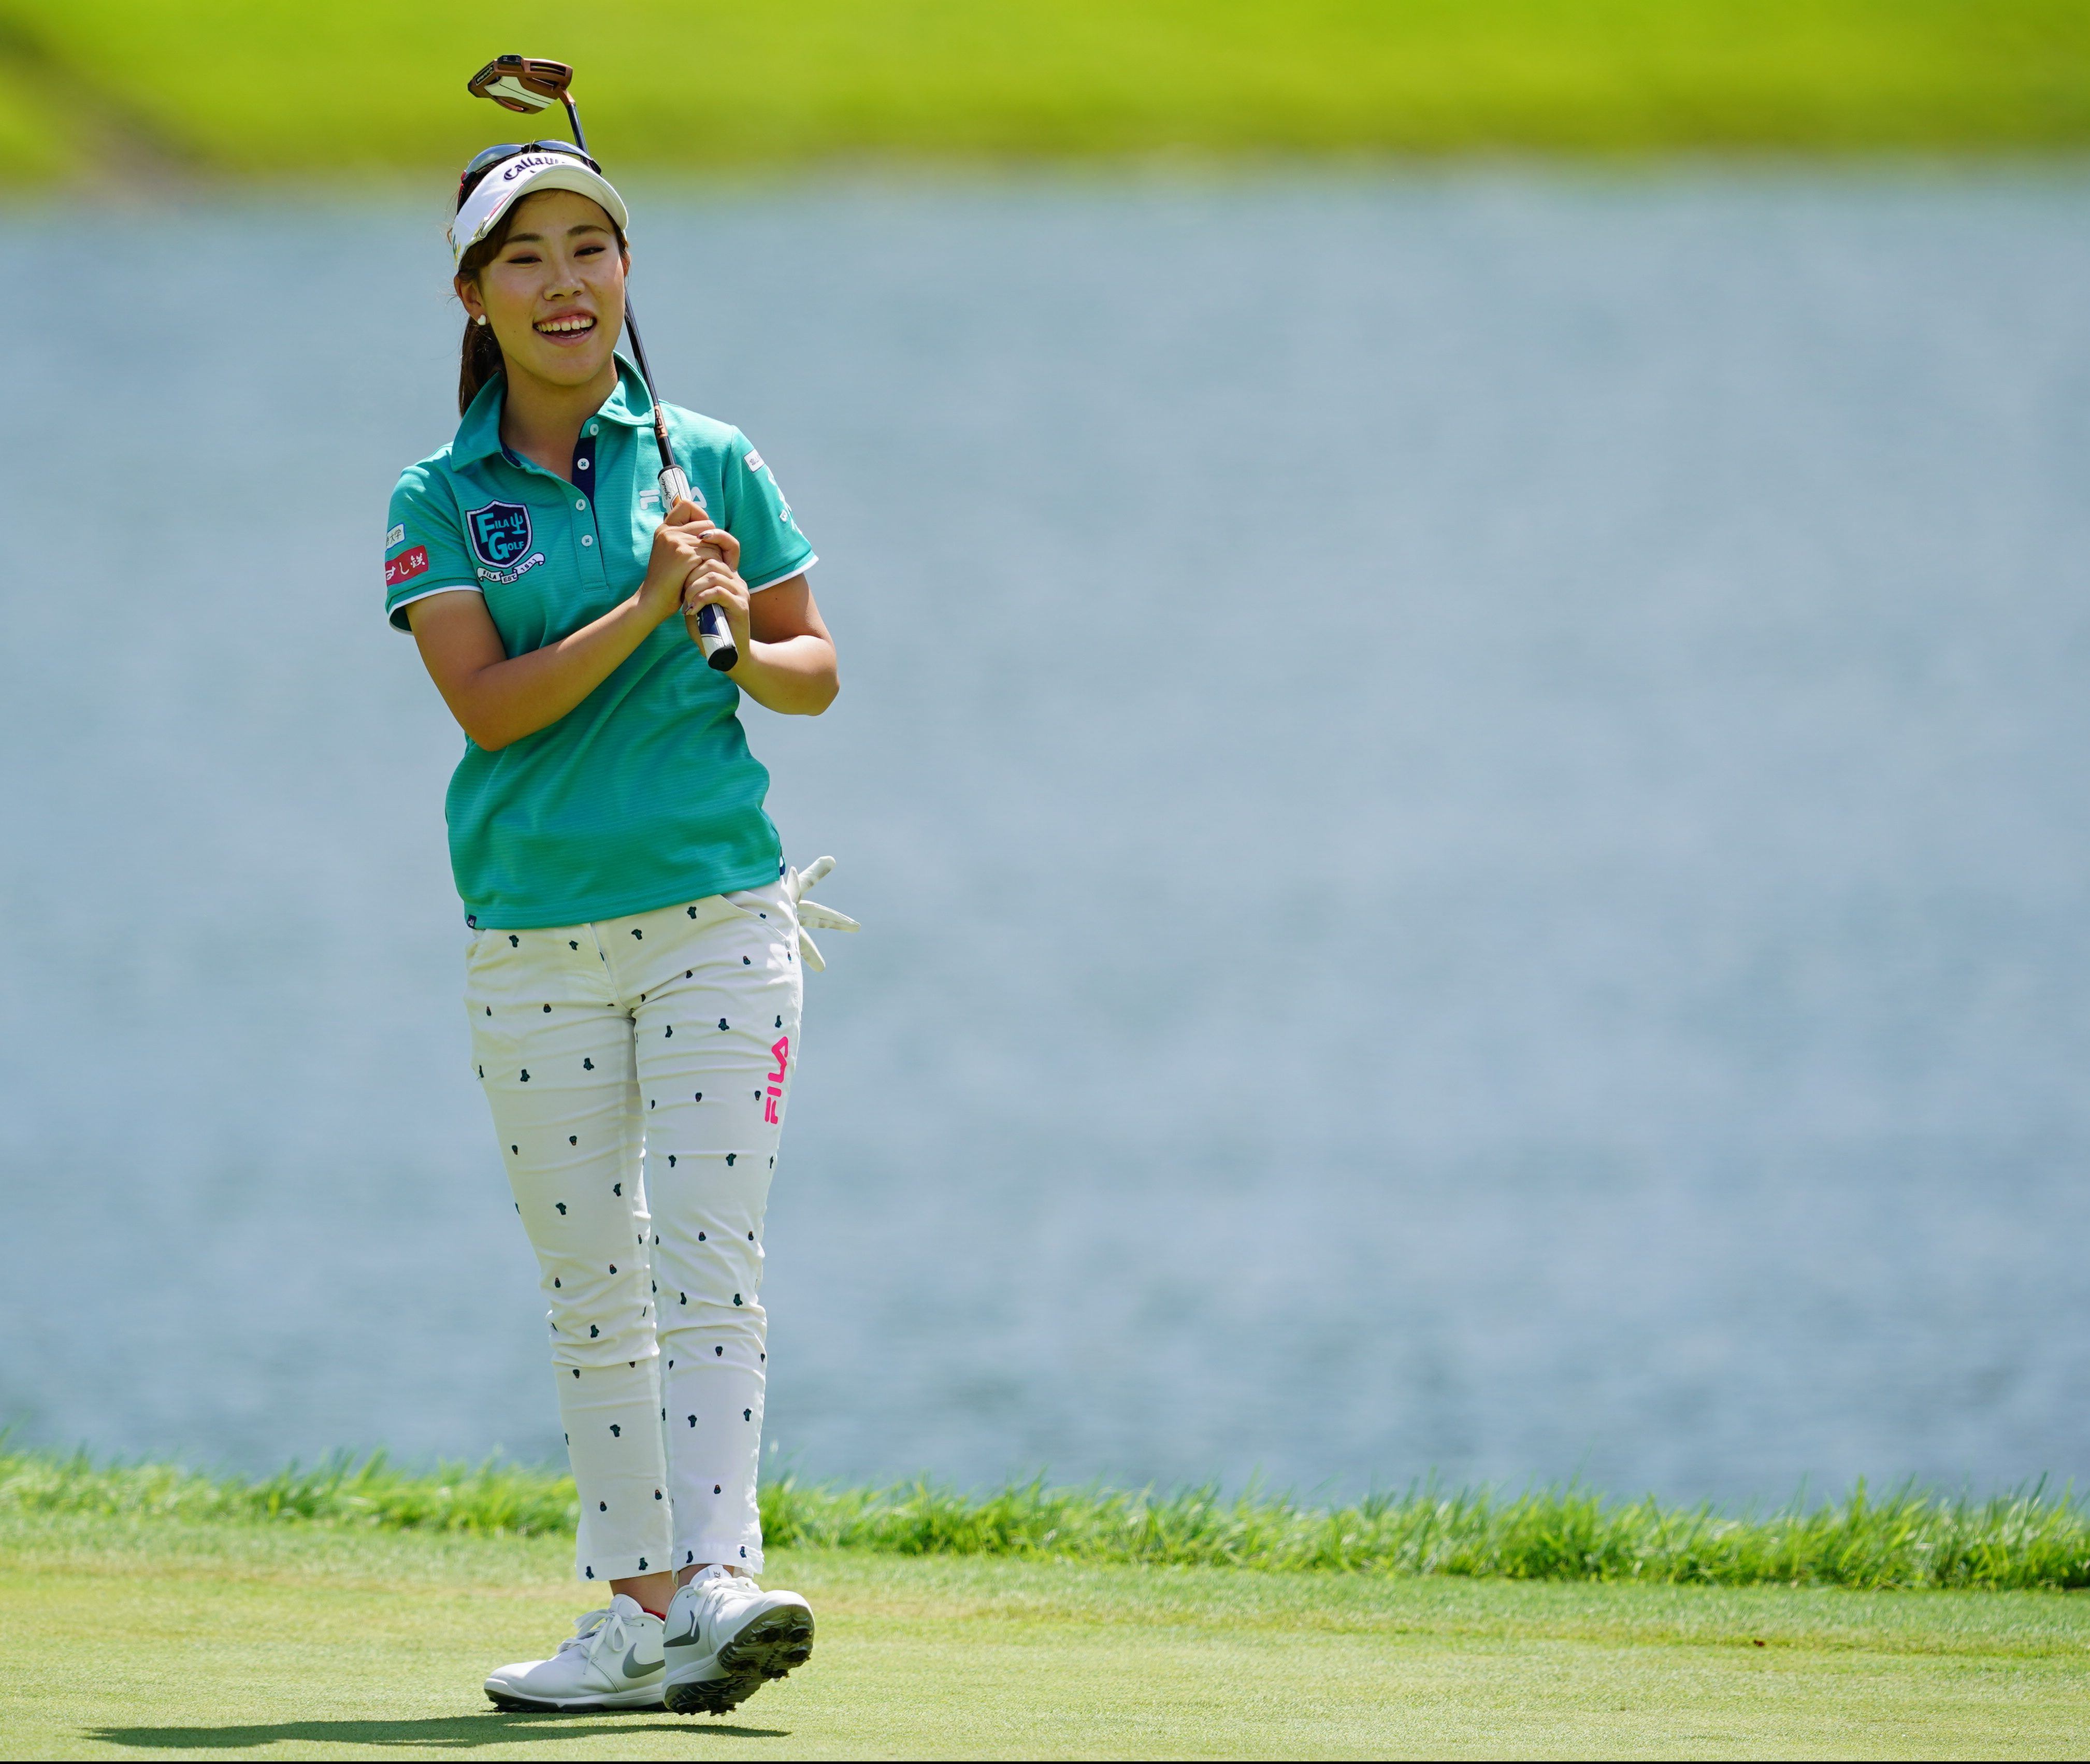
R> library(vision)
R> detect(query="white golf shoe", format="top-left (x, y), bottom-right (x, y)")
top-left (484, 1593), bottom-right (666, 1711)
top-left (661, 1565), bottom-right (815, 1716)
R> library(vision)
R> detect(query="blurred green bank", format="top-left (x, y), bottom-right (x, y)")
top-left (1, 0), bottom-right (2087, 184)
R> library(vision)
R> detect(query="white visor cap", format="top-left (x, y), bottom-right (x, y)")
top-left (451, 150), bottom-right (630, 269)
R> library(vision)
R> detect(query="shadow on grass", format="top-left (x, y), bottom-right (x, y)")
top-left (87, 1712), bottom-right (789, 1749)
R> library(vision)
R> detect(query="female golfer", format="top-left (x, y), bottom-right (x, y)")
top-left (383, 144), bottom-right (835, 1717)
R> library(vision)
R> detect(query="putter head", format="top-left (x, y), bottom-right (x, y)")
top-left (467, 55), bottom-right (574, 115)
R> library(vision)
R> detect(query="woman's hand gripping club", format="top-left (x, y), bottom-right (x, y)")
top-left (640, 494), bottom-right (839, 717)
top-left (659, 472), bottom-right (741, 671)
top-left (639, 496), bottom-right (730, 634)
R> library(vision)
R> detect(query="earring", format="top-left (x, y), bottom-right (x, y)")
top-left (475, 314), bottom-right (488, 326)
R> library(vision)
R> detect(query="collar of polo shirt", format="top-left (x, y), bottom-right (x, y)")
top-left (453, 352), bottom-right (656, 464)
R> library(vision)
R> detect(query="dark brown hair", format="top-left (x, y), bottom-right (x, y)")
top-left (454, 200), bottom-right (629, 414)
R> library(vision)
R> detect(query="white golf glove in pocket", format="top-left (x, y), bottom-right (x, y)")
top-left (784, 856), bottom-right (859, 972)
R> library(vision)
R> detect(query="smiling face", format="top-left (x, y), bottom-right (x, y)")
top-left (456, 188), bottom-right (627, 394)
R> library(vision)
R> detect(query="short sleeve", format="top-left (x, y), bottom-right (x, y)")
top-left (384, 463), bottom-right (480, 631)
top-left (720, 432), bottom-right (817, 593)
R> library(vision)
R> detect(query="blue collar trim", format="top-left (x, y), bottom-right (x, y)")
top-left (452, 352), bottom-right (653, 466)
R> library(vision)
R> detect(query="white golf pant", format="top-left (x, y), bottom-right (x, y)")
top-left (465, 880), bottom-right (802, 1582)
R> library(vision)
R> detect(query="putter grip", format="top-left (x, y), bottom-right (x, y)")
top-left (658, 465), bottom-right (739, 673)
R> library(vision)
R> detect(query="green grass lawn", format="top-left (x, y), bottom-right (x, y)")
top-left (1, 1), bottom-right (2087, 184)
top-left (3, 1511), bottom-right (2086, 1760)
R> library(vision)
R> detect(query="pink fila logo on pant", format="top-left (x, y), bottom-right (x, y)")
top-left (765, 1036), bottom-right (789, 1124)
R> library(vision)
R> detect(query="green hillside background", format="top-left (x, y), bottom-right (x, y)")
top-left (1, 0), bottom-right (2087, 183)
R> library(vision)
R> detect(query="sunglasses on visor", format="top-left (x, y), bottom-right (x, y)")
top-left (455, 140), bottom-right (602, 212)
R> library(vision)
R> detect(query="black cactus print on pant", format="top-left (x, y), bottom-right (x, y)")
top-left (473, 887), bottom-right (800, 1583)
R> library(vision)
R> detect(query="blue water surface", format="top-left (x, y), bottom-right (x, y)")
top-left (1, 170), bottom-right (2086, 1504)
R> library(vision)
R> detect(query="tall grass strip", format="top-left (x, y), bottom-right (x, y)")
top-left (4, 1451), bottom-right (2084, 1591)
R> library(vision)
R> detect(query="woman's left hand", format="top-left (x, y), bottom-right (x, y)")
top-left (676, 512), bottom-right (751, 663)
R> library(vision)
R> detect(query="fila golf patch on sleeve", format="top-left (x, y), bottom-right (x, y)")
top-left (465, 498), bottom-right (548, 585)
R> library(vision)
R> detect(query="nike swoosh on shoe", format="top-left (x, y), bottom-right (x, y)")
top-left (622, 1646), bottom-right (665, 1680)
top-left (664, 1605), bottom-right (814, 1716)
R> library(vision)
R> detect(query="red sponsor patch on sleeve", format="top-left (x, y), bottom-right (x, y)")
top-left (384, 545), bottom-right (430, 589)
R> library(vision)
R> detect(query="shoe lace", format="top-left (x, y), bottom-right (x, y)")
top-left (555, 1606), bottom-right (626, 1657)
top-left (671, 1572), bottom-right (742, 1635)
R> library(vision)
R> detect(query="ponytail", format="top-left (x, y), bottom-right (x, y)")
top-left (454, 206), bottom-right (519, 415)
top-left (457, 308), bottom-right (505, 414)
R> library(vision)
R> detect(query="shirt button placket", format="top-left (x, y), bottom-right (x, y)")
top-left (575, 474), bottom-right (607, 585)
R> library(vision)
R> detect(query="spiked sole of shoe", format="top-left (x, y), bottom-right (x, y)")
top-left (664, 1605), bottom-right (816, 1716)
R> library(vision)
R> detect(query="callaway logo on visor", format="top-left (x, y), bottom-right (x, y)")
top-left (500, 154), bottom-right (571, 184)
top-left (449, 146), bottom-right (628, 265)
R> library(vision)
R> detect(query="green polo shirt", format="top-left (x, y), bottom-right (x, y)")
top-left (383, 358), bottom-right (817, 929)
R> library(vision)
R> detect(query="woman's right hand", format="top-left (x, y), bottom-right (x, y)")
top-left (412, 496), bottom-right (737, 752)
top-left (637, 497), bottom-right (724, 625)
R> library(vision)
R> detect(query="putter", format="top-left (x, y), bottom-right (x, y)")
top-left (467, 54), bottom-right (739, 672)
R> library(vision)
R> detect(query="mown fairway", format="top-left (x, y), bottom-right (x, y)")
top-left (2, 1513), bottom-right (2085, 1760)
top-left (1, 0), bottom-right (2087, 182)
